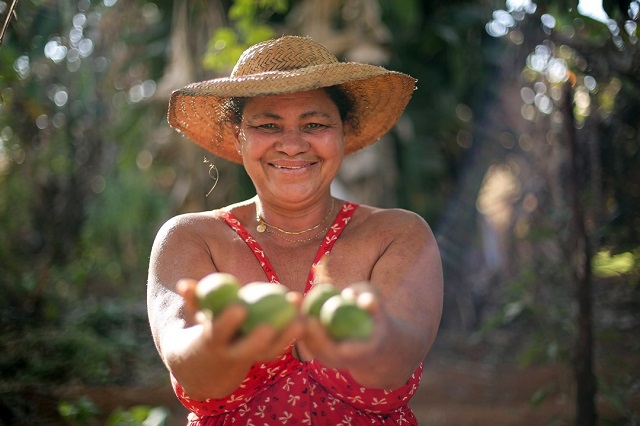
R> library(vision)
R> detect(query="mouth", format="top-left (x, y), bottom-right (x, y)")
top-left (269, 161), bottom-right (317, 170)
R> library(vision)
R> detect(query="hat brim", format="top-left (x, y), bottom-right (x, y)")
top-left (167, 62), bottom-right (416, 164)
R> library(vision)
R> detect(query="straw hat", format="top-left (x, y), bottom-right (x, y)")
top-left (167, 35), bottom-right (416, 164)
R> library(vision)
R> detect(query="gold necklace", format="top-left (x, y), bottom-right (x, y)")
top-left (266, 222), bottom-right (333, 244)
top-left (256, 198), bottom-right (335, 235)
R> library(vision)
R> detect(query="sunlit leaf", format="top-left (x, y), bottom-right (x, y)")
top-left (593, 250), bottom-right (635, 277)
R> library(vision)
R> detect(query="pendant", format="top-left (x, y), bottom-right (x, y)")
top-left (257, 221), bottom-right (266, 233)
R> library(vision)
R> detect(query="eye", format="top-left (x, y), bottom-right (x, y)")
top-left (304, 122), bottom-right (327, 130)
top-left (246, 122), bottom-right (280, 132)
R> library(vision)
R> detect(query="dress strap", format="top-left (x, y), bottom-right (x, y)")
top-left (219, 201), bottom-right (359, 291)
top-left (220, 212), bottom-right (279, 283)
top-left (305, 202), bottom-right (358, 293)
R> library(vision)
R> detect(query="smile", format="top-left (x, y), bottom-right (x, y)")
top-left (271, 162), bottom-right (317, 170)
top-left (274, 165), bottom-right (305, 169)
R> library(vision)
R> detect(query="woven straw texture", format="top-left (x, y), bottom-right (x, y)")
top-left (167, 36), bottom-right (416, 163)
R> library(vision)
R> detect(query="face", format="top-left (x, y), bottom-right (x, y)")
top-left (234, 89), bottom-right (347, 204)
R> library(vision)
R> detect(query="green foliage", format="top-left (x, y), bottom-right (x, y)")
top-left (379, 0), bottom-right (422, 36)
top-left (0, 5), bottom-right (172, 423)
top-left (0, 299), bottom-right (155, 385)
top-left (593, 249), bottom-right (637, 277)
top-left (59, 397), bottom-right (101, 425)
top-left (229, 0), bottom-right (288, 33)
top-left (529, 383), bottom-right (557, 408)
top-left (380, 0), bottom-right (499, 222)
top-left (75, 165), bottom-right (170, 294)
top-left (106, 405), bottom-right (170, 426)
top-left (58, 398), bottom-right (170, 426)
top-left (0, 0), bottom-right (170, 294)
top-left (477, 263), bottom-right (574, 367)
top-left (203, 0), bottom-right (289, 72)
top-left (597, 374), bottom-right (640, 424)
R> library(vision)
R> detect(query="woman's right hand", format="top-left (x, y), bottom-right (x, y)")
top-left (161, 278), bottom-right (303, 400)
top-left (177, 278), bottom-right (304, 364)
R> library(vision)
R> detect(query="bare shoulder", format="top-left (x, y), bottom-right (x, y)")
top-left (153, 199), bottom-right (250, 245)
top-left (154, 210), bottom-right (222, 242)
top-left (354, 205), bottom-right (434, 240)
top-left (149, 204), bottom-right (248, 284)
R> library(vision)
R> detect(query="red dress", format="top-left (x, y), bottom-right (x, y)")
top-left (171, 202), bottom-right (423, 425)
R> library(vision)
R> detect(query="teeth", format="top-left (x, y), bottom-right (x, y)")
top-left (274, 165), bottom-right (304, 169)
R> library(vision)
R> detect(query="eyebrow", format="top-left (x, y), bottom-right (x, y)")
top-left (301, 111), bottom-right (332, 120)
top-left (248, 112), bottom-right (280, 120)
top-left (247, 111), bottom-right (333, 121)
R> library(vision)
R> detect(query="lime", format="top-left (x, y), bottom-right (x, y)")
top-left (195, 272), bottom-right (242, 318)
top-left (319, 295), bottom-right (374, 341)
top-left (238, 282), bottom-right (296, 334)
top-left (301, 283), bottom-right (340, 317)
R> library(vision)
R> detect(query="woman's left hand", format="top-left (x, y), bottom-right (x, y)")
top-left (300, 282), bottom-right (389, 371)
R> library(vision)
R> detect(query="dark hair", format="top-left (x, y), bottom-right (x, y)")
top-left (226, 97), bottom-right (249, 125)
top-left (324, 85), bottom-right (353, 123)
top-left (226, 85), bottom-right (354, 126)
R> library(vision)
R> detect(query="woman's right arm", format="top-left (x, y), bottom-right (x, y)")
top-left (146, 215), bottom-right (302, 401)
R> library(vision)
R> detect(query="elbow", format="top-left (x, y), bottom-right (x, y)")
top-left (178, 381), bottom-right (236, 402)
top-left (170, 366), bottom-right (240, 401)
top-left (352, 361), bottom-right (420, 391)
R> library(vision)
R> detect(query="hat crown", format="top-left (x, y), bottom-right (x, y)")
top-left (231, 36), bottom-right (338, 78)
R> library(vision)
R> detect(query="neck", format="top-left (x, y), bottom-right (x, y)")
top-left (255, 197), bottom-right (336, 236)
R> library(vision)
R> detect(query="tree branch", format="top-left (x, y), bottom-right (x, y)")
top-left (0, 0), bottom-right (18, 47)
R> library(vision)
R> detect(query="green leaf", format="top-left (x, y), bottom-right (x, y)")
top-left (245, 25), bottom-right (277, 45)
top-left (593, 250), bottom-right (635, 277)
top-left (530, 385), bottom-right (553, 407)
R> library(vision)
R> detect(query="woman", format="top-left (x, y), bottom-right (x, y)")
top-left (148, 35), bottom-right (443, 425)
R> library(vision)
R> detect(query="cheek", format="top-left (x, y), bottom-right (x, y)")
top-left (241, 134), bottom-right (269, 158)
top-left (328, 133), bottom-right (346, 156)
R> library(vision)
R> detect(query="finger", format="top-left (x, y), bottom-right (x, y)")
top-left (210, 303), bottom-right (248, 343)
top-left (177, 278), bottom-right (199, 311)
top-left (286, 290), bottom-right (303, 308)
top-left (341, 282), bottom-right (380, 314)
top-left (356, 291), bottom-right (380, 314)
top-left (231, 319), bottom-right (304, 362)
top-left (342, 281), bottom-right (375, 298)
top-left (301, 317), bottom-right (333, 354)
top-left (268, 320), bottom-right (305, 357)
top-left (228, 323), bottom-right (279, 360)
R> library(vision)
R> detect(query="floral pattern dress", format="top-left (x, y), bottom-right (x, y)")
top-left (171, 202), bottom-right (424, 425)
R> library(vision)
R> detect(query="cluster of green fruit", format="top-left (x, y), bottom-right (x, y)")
top-left (195, 272), bottom-right (373, 341)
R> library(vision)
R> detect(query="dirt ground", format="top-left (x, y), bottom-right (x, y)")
top-left (51, 347), bottom-right (585, 426)
top-left (413, 356), bottom-right (575, 426)
top-left (147, 357), bottom-right (634, 426)
top-left (59, 356), bottom-right (577, 426)
top-left (26, 331), bottom-right (638, 425)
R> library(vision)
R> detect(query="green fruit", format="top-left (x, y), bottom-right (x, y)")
top-left (238, 282), bottom-right (296, 334)
top-left (319, 295), bottom-right (374, 341)
top-left (301, 283), bottom-right (340, 317)
top-left (195, 272), bottom-right (241, 318)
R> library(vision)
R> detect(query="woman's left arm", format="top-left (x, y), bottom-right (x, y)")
top-left (304, 209), bottom-right (443, 389)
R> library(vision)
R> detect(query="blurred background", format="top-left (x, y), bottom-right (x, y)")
top-left (0, 0), bottom-right (638, 425)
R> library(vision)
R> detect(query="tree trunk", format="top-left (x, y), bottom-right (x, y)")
top-left (562, 83), bottom-right (597, 426)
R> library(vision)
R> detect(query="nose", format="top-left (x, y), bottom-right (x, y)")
top-left (274, 128), bottom-right (310, 156)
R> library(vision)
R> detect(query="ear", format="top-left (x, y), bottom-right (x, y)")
top-left (232, 125), bottom-right (243, 155)
top-left (341, 119), bottom-right (350, 153)
top-left (342, 119), bottom-right (350, 138)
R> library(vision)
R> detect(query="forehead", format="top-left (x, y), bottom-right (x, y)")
top-left (244, 89), bottom-right (338, 115)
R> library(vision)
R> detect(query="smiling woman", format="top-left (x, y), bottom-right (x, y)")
top-left (147, 35), bottom-right (443, 425)
top-left (235, 90), bottom-right (346, 205)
